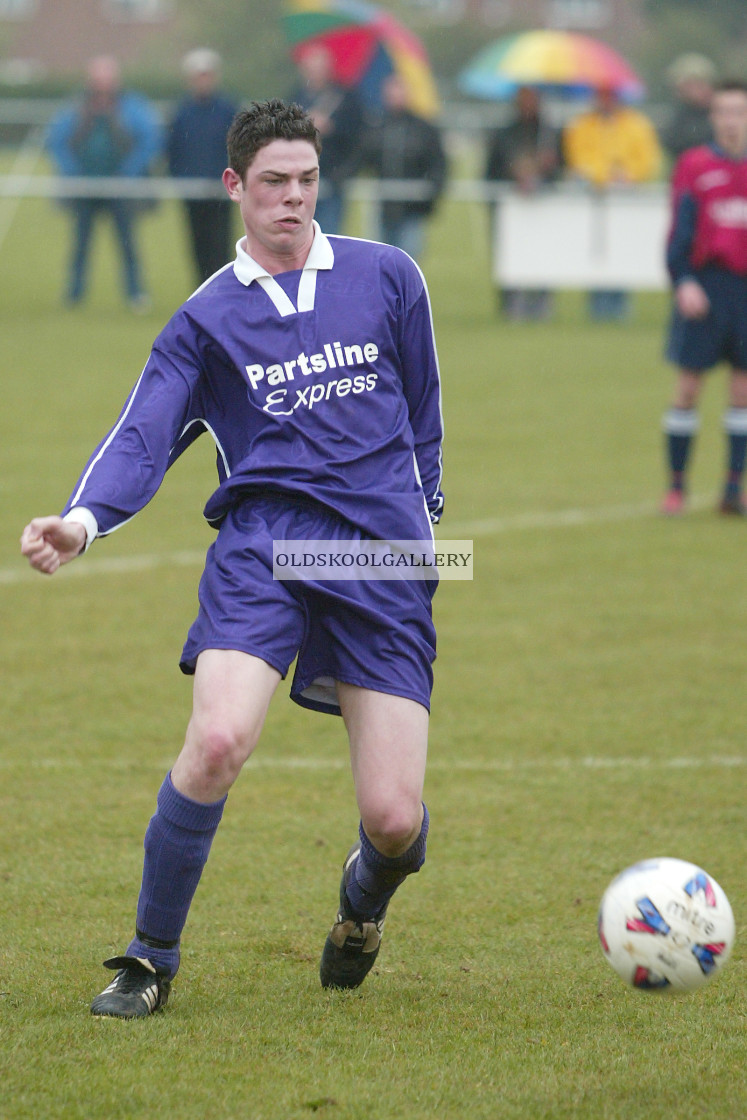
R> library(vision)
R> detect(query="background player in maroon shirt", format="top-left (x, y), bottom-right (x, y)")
top-left (661, 81), bottom-right (747, 515)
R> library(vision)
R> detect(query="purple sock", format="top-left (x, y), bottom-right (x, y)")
top-left (345, 804), bottom-right (430, 921)
top-left (125, 773), bottom-right (226, 978)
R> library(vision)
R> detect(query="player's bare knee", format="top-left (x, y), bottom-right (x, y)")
top-left (674, 371), bottom-right (702, 410)
top-left (729, 374), bottom-right (747, 408)
top-left (193, 722), bottom-right (255, 785)
top-left (360, 801), bottom-right (422, 855)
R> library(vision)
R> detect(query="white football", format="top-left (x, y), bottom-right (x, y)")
top-left (598, 858), bottom-right (735, 990)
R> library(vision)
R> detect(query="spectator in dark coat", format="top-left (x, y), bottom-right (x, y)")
top-left (291, 44), bottom-right (365, 234)
top-left (661, 54), bottom-right (716, 162)
top-left (484, 86), bottom-right (562, 319)
top-left (485, 86), bottom-right (562, 189)
top-left (168, 49), bottom-right (237, 285)
top-left (362, 74), bottom-right (447, 262)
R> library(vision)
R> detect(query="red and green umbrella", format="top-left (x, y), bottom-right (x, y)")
top-left (282, 0), bottom-right (440, 119)
top-left (459, 29), bottom-right (645, 101)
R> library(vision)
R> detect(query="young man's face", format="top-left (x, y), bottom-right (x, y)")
top-left (711, 90), bottom-right (747, 156)
top-left (223, 139), bottom-right (319, 271)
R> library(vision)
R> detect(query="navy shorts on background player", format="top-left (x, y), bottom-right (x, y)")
top-left (666, 266), bottom-right (747, 371)
top-left (180, 494), bottom-right (437, 715)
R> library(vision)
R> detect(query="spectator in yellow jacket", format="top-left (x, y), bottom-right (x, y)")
top-left (564, 87), bottom-right (662, 319)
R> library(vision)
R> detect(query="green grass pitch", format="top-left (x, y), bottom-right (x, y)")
top-left (0, 182), bottom-right (745, 1120)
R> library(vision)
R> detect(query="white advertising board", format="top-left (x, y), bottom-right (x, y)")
top-left (494, 188), bottom-right (670, 290)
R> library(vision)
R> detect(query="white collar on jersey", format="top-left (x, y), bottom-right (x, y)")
top-left (232, 221), bottom-right (335, 316)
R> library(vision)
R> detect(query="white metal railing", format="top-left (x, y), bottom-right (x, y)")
top-left (0, 174), bottom-right (668, 204)
top-left (0, 171), bottom-right (671, 288)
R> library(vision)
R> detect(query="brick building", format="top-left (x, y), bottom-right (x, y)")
top-left (0, 0), bottom-right (179, 82)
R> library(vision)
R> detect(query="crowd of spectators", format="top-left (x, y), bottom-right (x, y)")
top-left (43, 47), bottom-right (720, 319)
top-left (44, 46), bottom-right (448, 308)
top-left (46, 51), bottom-right (237, 309)
top-left (481, 52), bottom-right (718, 321)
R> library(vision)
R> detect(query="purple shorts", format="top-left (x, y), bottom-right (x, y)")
top-left (180, 494), bottom-right (437, 715)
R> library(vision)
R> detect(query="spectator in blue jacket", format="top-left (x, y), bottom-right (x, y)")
top-left (168, 49), bottom-right (237, 286)
top-left (46, 55), bottom-right (162, 310)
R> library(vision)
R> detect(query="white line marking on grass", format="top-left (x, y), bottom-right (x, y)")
top-left (1, 495), bottom-right (714, 588)
top-left (447, 494), bottom-right (712, 538)
top-left (0, 549), bottom-right (206, 586)
top-left (252, 754), bottom-right (747, 772)
top-left (5, 754), bottom-right (744, 772)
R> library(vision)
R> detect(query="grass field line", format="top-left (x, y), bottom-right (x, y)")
top-left (1, 494), bottom-right (713, 587)
top-left (446, 493), bottom-right (714, 536)
top-left (4, 753), bottom-right (743, 772)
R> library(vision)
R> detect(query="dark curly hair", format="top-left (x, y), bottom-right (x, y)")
top-left (226, 99), bottom-right (321, 181)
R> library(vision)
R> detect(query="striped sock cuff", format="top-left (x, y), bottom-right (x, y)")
top-left (662, 408), bottom-right (699, 436)
top-left (724, 408), bottom-right (747, 435)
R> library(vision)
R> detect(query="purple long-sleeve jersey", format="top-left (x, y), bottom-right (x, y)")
top-left (63, 226), bottom-right (444, 547)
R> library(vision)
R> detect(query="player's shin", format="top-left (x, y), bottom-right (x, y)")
top-left (723, 408), bottom-right (747, 497)
top-left (125, 771), bottom-right (226, 978)
top-left (663, 407), bottom-right (700, 491)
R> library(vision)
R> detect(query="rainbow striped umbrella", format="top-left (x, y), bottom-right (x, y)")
top-left (459, 30), bottom-right (645, 101)
top-left (282, 0), bottom-right (440, 119)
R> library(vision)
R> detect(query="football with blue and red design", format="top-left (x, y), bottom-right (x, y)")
top-left (598, 858), bottom-right (735, 990)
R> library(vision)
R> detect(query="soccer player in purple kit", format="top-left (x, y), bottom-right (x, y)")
top-left (661, 81), bottom-right (747, 516)
top-left (20, 100), bottom-right (444, 1018)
